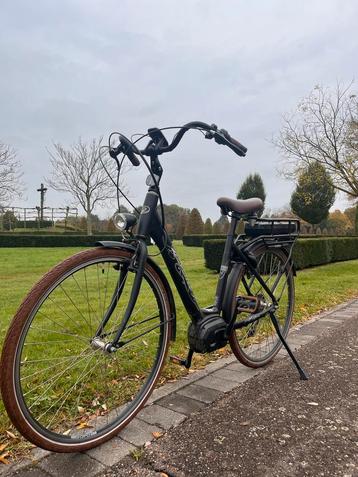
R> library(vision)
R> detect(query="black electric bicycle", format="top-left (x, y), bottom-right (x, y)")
top-left (0, 121), bottom-right (307, 453)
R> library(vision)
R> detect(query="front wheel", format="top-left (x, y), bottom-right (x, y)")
top-left (223, 245), bottom-right (294, 367)
top-left (0, 247), bottom-right (171, 452)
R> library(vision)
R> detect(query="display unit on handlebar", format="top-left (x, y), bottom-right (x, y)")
top-left (0, 121), bottom-right (307, 453)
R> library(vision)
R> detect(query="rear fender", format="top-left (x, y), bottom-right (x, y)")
top-left (223, 241), bottom-right (296, 324)
top-left (96, 241), bottom-right (177, 340)
top-left (235, 238), bottom-right (297, 276)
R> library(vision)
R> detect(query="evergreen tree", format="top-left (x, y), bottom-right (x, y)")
top-left (185, 208), bottom-right (204, 234)
top-left (217, 214), bottom-right (230, 233)
top-left (204, 218), bottom-right (213, 234)
top-left (211, 214), bottom-right (229, 234)
top-left (160, 204), bottom-right (190, 237)
top-left (355, 205), bottom-right (358, 235)
top-left (212, 220), bottom-right (222, 234)
top-left (176, 212), bottom-right (189, 239)
top-left (290, 163), bottom-right (335, 225)
top-left (237, 173), bottom-right (266, 216)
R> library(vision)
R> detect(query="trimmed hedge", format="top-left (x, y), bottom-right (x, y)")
top-left (204, 237), bottom-right (358, 272)
top-left (0, 230), bottom-right (84, 235)
top-left (184, 233), bottom-right (350, 247)
top-left (203, 240), bottom-right (227, 271)
top-left (15, 220), bottom-right (53, 229)
top-left (0, 234), bottom-right (152, 247)
top-left (183, 235), bottom-right (226, 247)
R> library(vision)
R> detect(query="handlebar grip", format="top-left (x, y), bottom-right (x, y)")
top-left (124, 146), bottom-right (140, 166)
top-left (121, 137), bottom-right (140, 166)
top-left (221, 129), bottom-right (247, 156)
top-left (214, 129), bottom-right (247, 157)
top-left (109, 137), bottom-right (141, 166)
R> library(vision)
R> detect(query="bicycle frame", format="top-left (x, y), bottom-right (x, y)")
top-left (94, 143), bottom-right (296, 350)
top-left (132, 186), bottom-right (307, 379)
top-left (120, 189), bottom-right (289, 326)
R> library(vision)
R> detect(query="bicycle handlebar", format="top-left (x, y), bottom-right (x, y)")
top-left (109, 121), bottom-right (247, 166)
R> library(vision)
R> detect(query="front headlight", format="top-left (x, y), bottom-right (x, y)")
top-left (112, 212), bottom-right (127, 231)
top-left (112, 212), bottom-right (137, 231)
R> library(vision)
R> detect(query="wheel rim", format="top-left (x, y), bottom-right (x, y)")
top-left (14, 255), bottom-right (169, 445)
top-left (230, 249), bottom-right (293, 364)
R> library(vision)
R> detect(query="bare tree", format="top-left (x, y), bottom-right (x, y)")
top-left (273, 82), bottom-right (358, 200)
top-left (48, 138), bottom-right (123, 235)
top-left (0, 142), bottom-right (23, 205)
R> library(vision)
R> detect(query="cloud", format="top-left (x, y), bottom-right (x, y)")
top-left (1, 0), bottom-right (357, 218)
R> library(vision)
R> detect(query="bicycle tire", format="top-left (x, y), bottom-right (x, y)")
top-left (224, 244), bottom-right (294, 367)
top-left (0, 247), bottom-right (171, 452)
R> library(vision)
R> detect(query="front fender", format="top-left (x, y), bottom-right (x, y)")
top-left (96, 241), bottom-right (177, 340)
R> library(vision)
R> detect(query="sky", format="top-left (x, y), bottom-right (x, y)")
top-left (1, 0), bottom-right (357, 222)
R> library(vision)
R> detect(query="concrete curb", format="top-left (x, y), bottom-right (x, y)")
top-left (1, 298), bottom-right (358, 476)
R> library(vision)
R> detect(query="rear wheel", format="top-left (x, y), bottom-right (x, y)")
top-left (224, 245), bottom-right (294, 367)
top-left (0, 247), bottom-right (171, 452)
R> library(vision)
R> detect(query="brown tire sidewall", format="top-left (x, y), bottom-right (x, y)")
top-left (0, 247), bottom-right (171, 452)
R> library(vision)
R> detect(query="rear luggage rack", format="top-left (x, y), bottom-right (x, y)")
top-left (234, 217), bottom-right (300, 257)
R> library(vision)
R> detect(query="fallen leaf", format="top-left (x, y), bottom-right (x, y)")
top-left (76, 422), bottom-right (93, 430)
top-left (160, 473), bottom-right (169, 477)
top-left (101, 404), bottom-right (107, 411)
top-left (0, 445), bottom-right (7, 453)
top-left (0, 453), bottom-right (10, 465)
top-left (307, 402), bottom-right (319, 406)
top-left (63, 429), bottom-right (71, 436)
top-left (77, 406), bottom-right (85, 415)
top-left (152, 431), bottom-right (163, 439)
top-left (5, 431), bottom-right (16, 439)
top-left (239, 421), bottom-right (250, 426)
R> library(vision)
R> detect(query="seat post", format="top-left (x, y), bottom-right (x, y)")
top-left (213, 214), bottom-right (237, 312)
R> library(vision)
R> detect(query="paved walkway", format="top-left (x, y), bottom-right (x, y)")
top-left (1, 299), bottom-right (358, 476)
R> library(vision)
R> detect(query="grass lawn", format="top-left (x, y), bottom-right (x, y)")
top-left (0, 242), bottom-right (357, 456)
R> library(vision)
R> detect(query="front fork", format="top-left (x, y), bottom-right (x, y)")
top-left (91, 239), bottom-right (148, 353)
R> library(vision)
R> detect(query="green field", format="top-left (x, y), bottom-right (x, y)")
top-left (0, 243), bottom-right (357, 456)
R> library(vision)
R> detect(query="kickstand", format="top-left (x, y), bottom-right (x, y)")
top-left (270, 311), bottom-right (308, 380)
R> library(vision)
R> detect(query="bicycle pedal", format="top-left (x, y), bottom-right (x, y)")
top-left (169, 355), bottom-right (187, 366)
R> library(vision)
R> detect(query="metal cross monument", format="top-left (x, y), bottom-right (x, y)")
top-left (37, 183), bottom-right (48, 221)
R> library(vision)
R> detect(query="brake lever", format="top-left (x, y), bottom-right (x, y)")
top-left (109, 145), bottom-right (122, 159)
top-left (205, 124), bottom-right (218, 140)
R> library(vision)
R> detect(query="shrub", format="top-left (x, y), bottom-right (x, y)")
top-left (15, 220), bottom-right (53, 229)
top-left (203, 240), bottom-right (226, 271)
top-left (204, 237), bottom-right (358, 272)
top-left (183, 234), bottom-right (226, 247)
top-left (292, 239), bottom-right (333, 269)
top-left (330, 237), bottom-right (358, 262)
